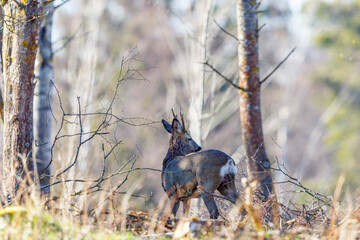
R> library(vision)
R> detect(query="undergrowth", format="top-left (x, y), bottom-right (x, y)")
top-left (0, 201), bottom-right (132, 240)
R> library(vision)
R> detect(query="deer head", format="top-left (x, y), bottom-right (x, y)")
top-left (162, 111), bottom-right (201, 156)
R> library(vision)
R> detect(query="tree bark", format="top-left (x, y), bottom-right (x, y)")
top-left (34, 1), bottom-right (54, 194)
top-left (236, 0), bottom-right (273, 202)
top-left (2, 0), bottom-right (44, 198)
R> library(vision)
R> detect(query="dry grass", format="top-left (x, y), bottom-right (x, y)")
top-left (0, 174), bottom-right (359, 240)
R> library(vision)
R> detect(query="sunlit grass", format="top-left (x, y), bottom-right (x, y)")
top-left (0, 200), bottom-right (134, 240)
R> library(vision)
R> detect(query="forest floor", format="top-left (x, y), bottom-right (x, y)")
top-left (1, 199), bottom-right (360, 239)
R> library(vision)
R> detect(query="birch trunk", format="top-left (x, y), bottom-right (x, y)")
top-left (236, 0), bottom-right (273, 201)
top-left (2, 0), bottom-right (44, 198)
top-left (186, 0), bottom-right (211, 217)
top-left (186, 0), bottom-right (210, 146)
top-left (34, 1), bottom-right (54, 194)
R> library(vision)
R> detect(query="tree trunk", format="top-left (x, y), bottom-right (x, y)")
top-left (2, 0), bottom-right (44, 198)
top-left (34, 1), bottom-right (54, 194)
top-left (236, 0), bottom-right (273, 202)
top-left (187, 0), bottom-right (211, 217)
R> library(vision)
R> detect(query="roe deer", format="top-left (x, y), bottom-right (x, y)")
top-left (161, 111), bottom-right (238, 219)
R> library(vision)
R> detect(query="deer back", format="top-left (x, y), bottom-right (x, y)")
top-left (162, 116), bottom-right (237, 200)
top-left (163, 150), bottom-right (236, 198)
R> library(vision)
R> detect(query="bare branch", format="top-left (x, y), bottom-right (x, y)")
top-left (40, 80), bottom-right (65, 176)
top-left (260, 47), bottom-right (296, 84)
top-left (53, 25), bottom-right (88, 54)
top-left (113, 167), bottom-right (166, 176)
top-left (35, 49), bottom-right (154, 209)
top-left (198, 185), bottom-right (236, 204)
top-left (268, 157), bottom-right (332, 206)
top-left (213, 19), bottom-right (238, 41)
top-left (256, 0), bottom-right (263, 9)
top-left (113, 158), bottom-right (137, 192)
top-left (258, 23), bottom-right (266, 32)
top-left (203, 61), bottom-right (248, 91)
top-left (54, 0), bottom-right (71, 10)
top-left (56, 97), bottom-right (83, 177)
top-left (56, 131), bottom-right (109, 140)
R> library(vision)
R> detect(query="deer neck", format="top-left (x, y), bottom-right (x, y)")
top-left (163, 146), bottom-right (186, 171)
top-left (170, 136), bottom-right (188, 155)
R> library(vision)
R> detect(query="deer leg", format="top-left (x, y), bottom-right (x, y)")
top-left (164, 194), bottom-right (178, 218)
top-left (171, 200), bottom-right (180, 216)
top-left (217, 175), bottom-right (238, 204)
top-left (182, 198), bottom-right (191, 217)
top-left (201, 192), bottom-right (219, 219)
top-left (164, 196), bottom-right (179, 225)
top-left (197, 176), bottom-right (221, 219)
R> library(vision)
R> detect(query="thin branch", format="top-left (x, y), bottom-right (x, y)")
top-left (260, 47), bottom-right (296, 84)
top-left (114, 167), bottom-right (166, 176)
top-left (56, 131), bottom-right (109, 140)
top-left (198, 185), bottom-right (236, 204)
top-left (258, 23), bottom-right (266, 32)
top-left (213, 19), bottom-right (238, 41)
top-left (101, 156), bottom-right (136, 182)
top-left (54, 0), bottom-right (71, 10)
top-left (203, 61), bottom-right (248, 91)
top-left (40, 80), bottom-right (65, 175)
top-left (114, 158), bottom-right (137, 192)
top-left (53, 25), bottom-right (89, 54)
top-left (64, 112), bottom-right (158, 127)
top-left (56, 97), bottom-right (83, 177)
top-left (256, 0), bottom-right (263, 9)
top-left (268, 157), bottom-right (331, 206)
top-left (37, 50), bottom-right (151, 203)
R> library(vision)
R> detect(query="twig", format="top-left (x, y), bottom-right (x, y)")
top-left (71, 146), bottom-right (132, 196)
top-left (56, 131), bottom-right (109, 140)
top-left (213, 19), bottom-right (238, 41)
top-left (54, 0), bottom-right (71, 10)
top-left (114, 158), bottom-right (137, 192)
top-left (114, 167), bottom-right (167, 176)
top-left (37, 50), bottom-right (151, 204)
top-left (64, 112), bottom-right (158, 127)
top-left (203, 61), bottom-right (248, 91)
top-left (269, 157), bottom-right (331, 206)
top-left (258, 23), bottom-right (266, 32)
top-left (56, 97), bottom-right (83, 177)
top-left (40, 80), bottom-right (65, 175)
top-left (260, 47), bottom-right (296, 84)
top-left (53, 25), bottom-right (88, 54)
top-left (198, 185), bottom-right (236, 204)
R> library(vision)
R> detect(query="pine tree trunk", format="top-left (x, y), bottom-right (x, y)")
top-left (2, 0), bottom-right (44, 198)
top-left (34, 1), bottom-right (54, 194)
top-left (236, 0), bottom-right (273, 202)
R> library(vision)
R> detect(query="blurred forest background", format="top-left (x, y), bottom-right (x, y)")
top-left (1, 0), bottom-right (358, 213)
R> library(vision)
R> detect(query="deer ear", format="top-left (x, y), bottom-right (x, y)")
top-left (172, 118), bottom-right (183, 133)
top-left (162, 119), bottom-right (173, 133)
